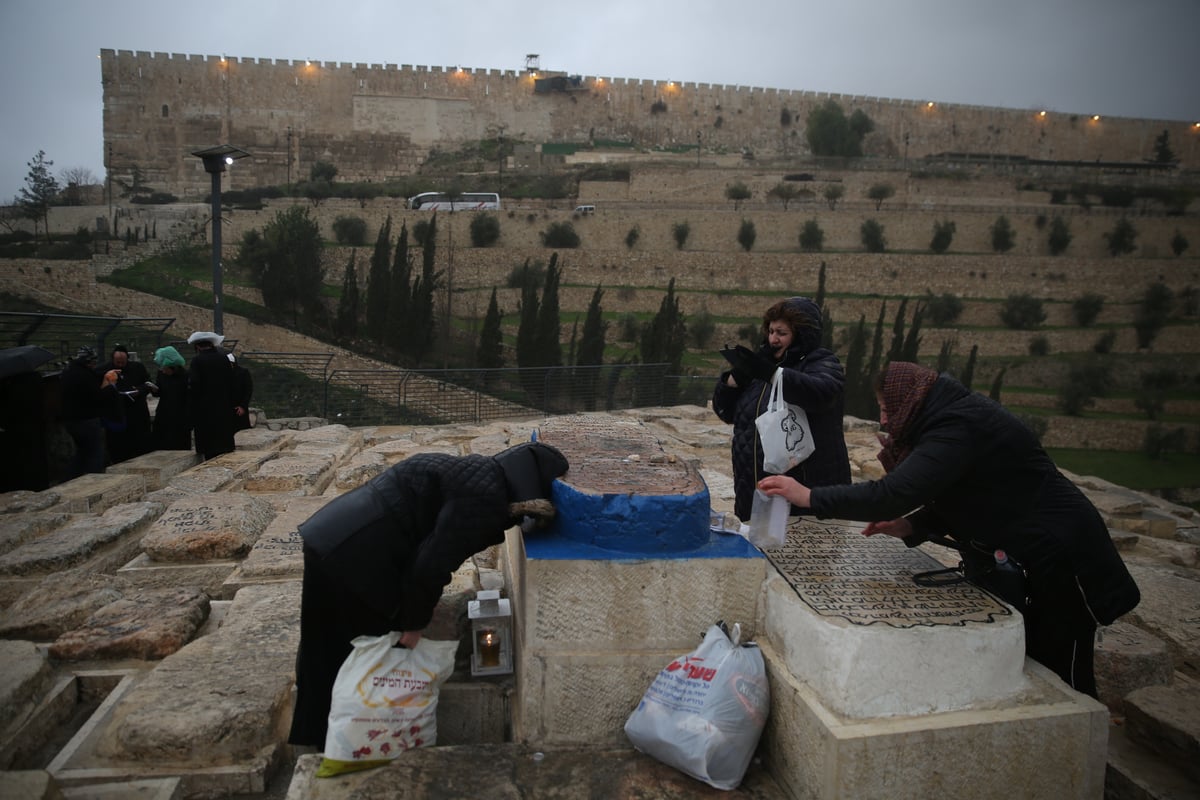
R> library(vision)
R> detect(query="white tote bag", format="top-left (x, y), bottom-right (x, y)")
top-left (317, 632), bottom-right (458, 777)
top-left (754, 368), bottom-right (816, 474)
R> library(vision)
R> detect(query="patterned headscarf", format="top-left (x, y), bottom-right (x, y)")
top-left (877, 362), bottom-right (939, 472)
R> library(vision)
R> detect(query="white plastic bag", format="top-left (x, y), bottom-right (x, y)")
top-left (745, 489), bottom-right (789, 549)
top-left (317, 632), bottom-right (458, 777)
top-left (624, 623), bottom-right (770, 790)
top-left (754, 368), bottom-right (815, 474)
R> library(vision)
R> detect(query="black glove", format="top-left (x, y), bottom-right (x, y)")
top-left (721, 345), bottom-right (777, 383)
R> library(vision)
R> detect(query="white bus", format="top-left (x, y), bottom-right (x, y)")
top-left (406, 191), bottom-right (501, 211)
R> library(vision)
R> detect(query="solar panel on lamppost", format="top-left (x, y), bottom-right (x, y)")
top-left (190, 145), bottom-right (250, 335)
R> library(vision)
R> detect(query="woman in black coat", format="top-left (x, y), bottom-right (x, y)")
top-left (149, 346), bottom-right (191, 451)
top-left (712, 296), bottom-right (851, 522)
top-left (758, 361), bottom-right (1140, 697)
top-left (287, 440), bottom-right (570, 747)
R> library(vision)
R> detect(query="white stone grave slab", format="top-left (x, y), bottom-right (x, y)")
top-left (762, 519), bottom-right (1029, 718)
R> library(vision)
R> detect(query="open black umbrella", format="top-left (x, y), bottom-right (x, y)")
top-left (0, 346), bottom-right (57, 380)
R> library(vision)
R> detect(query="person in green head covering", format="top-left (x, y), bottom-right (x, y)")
top-left (148, 345), bottom-right (191, 450)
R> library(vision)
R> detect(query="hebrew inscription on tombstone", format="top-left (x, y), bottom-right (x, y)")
top-left (141, 495), bottom-right (275, 562)
top-left (766, 519), bottom-right (1014, 628)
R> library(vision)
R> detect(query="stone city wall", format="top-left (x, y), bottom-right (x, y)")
top-left (100, 49), bottom-right (1200, 198)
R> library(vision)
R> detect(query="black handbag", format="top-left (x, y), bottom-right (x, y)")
top-left (912, 534), bottom-right (1031, 612)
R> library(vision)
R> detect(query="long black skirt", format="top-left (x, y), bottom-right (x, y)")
top-left (288, 545), bottom-right (393, 747)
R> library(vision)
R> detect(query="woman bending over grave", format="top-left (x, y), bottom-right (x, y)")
top-left (757, 361), bottom-right (1140, 698)
top-left (712, 296), bottom-right (851, 522)
top-left (287, 440), bottom-right (569, 748)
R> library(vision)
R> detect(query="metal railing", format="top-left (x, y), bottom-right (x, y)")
top-left (0, 311), bottom-right (176, 365)
top-left (238, 354), bottom-right (710, 426)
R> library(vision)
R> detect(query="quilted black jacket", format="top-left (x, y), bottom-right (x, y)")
top-left (810, 375), bottom-right (1140, 625)
top-left (713, 329), bottom-right (851, 522)
top-left (299, 453), bottom-right (514, 631)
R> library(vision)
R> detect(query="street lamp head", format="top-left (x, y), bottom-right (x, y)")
top-left (191, 144), bottom-right (250, 175)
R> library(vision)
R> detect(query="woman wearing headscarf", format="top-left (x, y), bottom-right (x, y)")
top-left (712, 296), bottom-right (851, 522)
top-left (757, 361), bottom-right (1140, 697)
top-left (287, 440), bottom-right (570, 747)
top-left (148, 345), bottom-right (191, 451)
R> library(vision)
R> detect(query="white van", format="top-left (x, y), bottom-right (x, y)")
top-left (574, 204), bottom-right (595, 215)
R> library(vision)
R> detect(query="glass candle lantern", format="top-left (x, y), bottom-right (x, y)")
top-left (468, 589), bottom-right (513, 676)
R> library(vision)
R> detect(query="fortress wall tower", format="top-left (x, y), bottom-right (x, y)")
top-left (101, 50), bottom-right (1199, 198)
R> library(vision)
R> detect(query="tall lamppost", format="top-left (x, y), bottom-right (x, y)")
top-left (191, 145), bottom-right (250, 335)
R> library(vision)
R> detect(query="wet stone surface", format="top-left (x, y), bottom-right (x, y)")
top-left (140, 495), bottom-right (275, 562)
top-left (48, 586), bottom-right (211, 661)
top-left (0, 502), bottom-right (164, 576)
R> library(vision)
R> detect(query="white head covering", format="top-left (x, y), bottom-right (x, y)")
top-left (187, 331), bottom-right (225, 346)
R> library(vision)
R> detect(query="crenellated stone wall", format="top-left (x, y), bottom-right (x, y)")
top-left (100, 49), bottom-right (1200, 198)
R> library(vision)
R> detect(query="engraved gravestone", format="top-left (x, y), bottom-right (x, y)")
top-left (762, 519), bottom-right (1030, 717)
top-left (141, 495), bottom-right (275, 562)
top-left (766, 520), bottom-right (1014, 628)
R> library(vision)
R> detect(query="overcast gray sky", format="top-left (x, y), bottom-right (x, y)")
top-left (2, 0), bottom-right (1198, 201)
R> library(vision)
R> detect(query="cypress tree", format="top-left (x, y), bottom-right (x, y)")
top-left (335, 251), bottom-right (360, 340)
top-left (535, 253), bottom-right (563, 369)
top-left (386, 222), bottom-right (412, 352)
top-left (640, 278), bottom-right (687, 404)
top-left (960, 345), bottom-right (978, 390)
top-left (477, 287), bottom-right (504, 371)
top-left (410, 214), bottom-right (440, 362)
top-left (901, 301), bottom-right (925, 362)
top-left (515, 260), bottom-right (542, 402)
top-left (365, 215), bottom-right (392, 342)
top-left (842, 315), bottom-right (868, 418)
top-left (577, 284), bottom-right (608, 410)
top-left (887, 298), bottom-right (909, 364)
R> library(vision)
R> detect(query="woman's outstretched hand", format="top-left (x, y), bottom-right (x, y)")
top-left (757, 475), bottom-right (811, 508)
top-left (861, 518), bottom-right (914, 539)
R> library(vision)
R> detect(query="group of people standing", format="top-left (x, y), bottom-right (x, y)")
top-left (713, 295), bottom-right (1139, 701)
top-left (58, 330), bottom-right (253, 478)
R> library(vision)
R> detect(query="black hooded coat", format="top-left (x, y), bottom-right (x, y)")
top-left (712, 297), bottom-right (851, 521)
top-left (288, 442), bottom-right (569, 747)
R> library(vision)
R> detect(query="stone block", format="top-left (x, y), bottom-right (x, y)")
top-left (231, 427), bottom-right (292, 452)
top-left (94, 582), bottom-right (300, 765)
top-left (49, 473), bottom-right (146, 514)
top-left (0, 511), bottom-right (71, 557)
top-left (0, 489), bottom-right (62, 514)
top-left (165, 466), bottom-right (238, 494)
top-left (200, 449), bottom-right (281, 478)
top-left (140, 495), bottom-right (275, 562)
top-left (507, 531), bottom-right (763, 747)
top-left (1094, 622), bottom-right (1174, 713)
top-left (0, 639), bottom-right (52, 732)
top-left (0, 570), bottom-right (126, 640)
top-left (760, 639), bottom-right (1109, 800)
top-left (107, 449), bottom-right (201, 491)
top-left (436, 682), bottom-right (508, 745)
top-left (1105, 722), bottom-right (1200, 800)
top-left (117, 553), bottom-right (240, 600)
top-left (332, 452), bottom-right (387, 491)
top-left (761, 520), bottom-right (1029, 719)
top-left (366, 441), bottom-right (459, 464)
top-left (48, 587), bottom-right (210, 661)
top-left (242, 456), bottom-right (335, 495)
top-left (226, 497), bottom-right (327, 585)
top-left (0, 502), bottom-right (163, 577)
top-left (1125, 563), bottom-right (1200, 677)
top-left (1123, 673), bottom-right (1200, 784)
